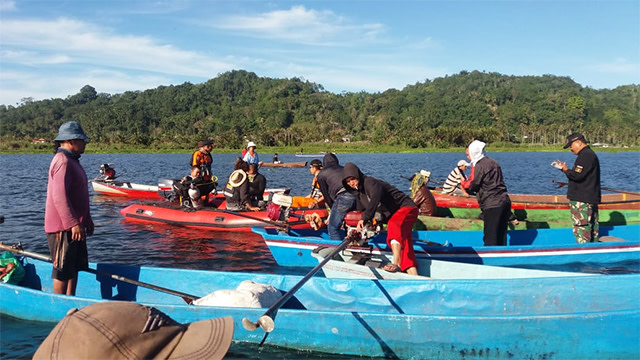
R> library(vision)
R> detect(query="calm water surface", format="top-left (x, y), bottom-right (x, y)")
top-left (1, 151), bottom-right (639, 358)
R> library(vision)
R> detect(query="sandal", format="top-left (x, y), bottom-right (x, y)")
top-left (382, 264), bottom-right (400, 273)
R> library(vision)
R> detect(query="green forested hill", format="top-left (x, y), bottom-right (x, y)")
top-left (1, 70), bottom-right (638, 151)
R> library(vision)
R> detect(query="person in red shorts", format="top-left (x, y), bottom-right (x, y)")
top-left (342, 162), bottom-right (419, 275)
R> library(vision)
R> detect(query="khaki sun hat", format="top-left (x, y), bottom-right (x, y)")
top-left (33, 301), bottom-right (233, 360)
top-left (228, 169), bottom-right (247, 187)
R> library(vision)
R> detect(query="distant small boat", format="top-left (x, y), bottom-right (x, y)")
top-left (294, 153), bottom-right (326, 158)
top-left (261, 161), bottom-right (308, 168)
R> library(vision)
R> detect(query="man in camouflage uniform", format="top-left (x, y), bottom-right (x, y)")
top-left (554, 133), bottom-right (601, 243)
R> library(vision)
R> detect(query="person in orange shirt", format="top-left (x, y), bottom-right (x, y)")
top-left (291, 159), bottom-right (325, 208)
top-left (191, 139), bottom-right (213, 181)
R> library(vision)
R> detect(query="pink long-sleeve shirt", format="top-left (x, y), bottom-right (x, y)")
top-left (44, 151), bottom-right (91, 233)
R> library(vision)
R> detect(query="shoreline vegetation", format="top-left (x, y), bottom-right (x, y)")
top-left (3, 141), bottom-right (638, 155)
top-left (2, 71), bottom-right (639, 155)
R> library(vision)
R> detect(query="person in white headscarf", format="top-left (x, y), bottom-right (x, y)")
top-left (461, 140), bottom-right (511, 246)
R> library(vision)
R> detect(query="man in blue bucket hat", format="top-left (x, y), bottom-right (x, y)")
top-left (45, 121), bottom-right (94, 295)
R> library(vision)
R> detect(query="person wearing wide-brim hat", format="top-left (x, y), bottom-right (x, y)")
top-left (222, 159), bottom-right (260, 212)
top-left (242, 141), bottom-right (263, 167)
top-left (552, 132), bottom-right (601, 243)
top-left (45, 121), bottom-right (94, 296)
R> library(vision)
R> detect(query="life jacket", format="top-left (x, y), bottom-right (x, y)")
top-left (309, 176), bottom-right (322, 199)
top-left (191, 150), bottom-right (213, 181)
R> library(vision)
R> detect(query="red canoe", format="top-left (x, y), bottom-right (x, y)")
top-left (431, 189), bottom-right (640, 210)
top-left (120, 203), bottom-right (328, 232)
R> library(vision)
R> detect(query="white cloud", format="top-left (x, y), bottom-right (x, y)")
top-left (1, 18), bottom-right (236, 78)
top-left (0, 0), bottom-right (16, 12)
top-left (587, 58), bottom-right (639, 75)
top-left (1, 68), bottom-right (175, 105)
top-left (214, 5), bottom-right (386, 46)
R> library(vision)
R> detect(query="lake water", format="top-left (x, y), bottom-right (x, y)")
top-left (1, 151), bottom-right (639, 359)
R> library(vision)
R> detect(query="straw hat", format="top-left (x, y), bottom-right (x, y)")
top-left (228, 169), bottom-right (247, 187)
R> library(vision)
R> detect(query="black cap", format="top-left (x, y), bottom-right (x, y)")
top-left (563, 133), bottom-right (586, 149)
top-left (310, 159), bottom-right (323, 169)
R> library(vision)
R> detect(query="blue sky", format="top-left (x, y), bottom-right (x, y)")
top-left (1, 0), bottom-right (638, 106)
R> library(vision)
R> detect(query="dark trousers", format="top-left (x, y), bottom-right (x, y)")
top-left (482, 202), bottom-right (511, 246)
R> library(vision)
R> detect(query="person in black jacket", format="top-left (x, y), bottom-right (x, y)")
top-left (317, 153), bottom-right (357, 240)
top-left (343, 162), bottom-right (419, 275)
top-left (554, 132), bottom-right (601, 243)
top-left (461, 140), bottom-right (511, 246)
top-left (247, 163), bottom-right (267, 208)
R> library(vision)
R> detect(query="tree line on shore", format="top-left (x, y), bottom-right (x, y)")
top-left (1, 69), bottom-right (638, 151)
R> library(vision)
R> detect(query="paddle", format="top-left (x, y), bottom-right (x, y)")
top-left (552, 180), bottom-right (640, 196)
top-left (242, 236), bottom-right (352, 342)
top-left (0, 243), bottom-right (200, 305)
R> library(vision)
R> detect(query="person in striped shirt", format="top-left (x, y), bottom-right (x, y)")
top-left (442, 160), bottom-right (470, 196)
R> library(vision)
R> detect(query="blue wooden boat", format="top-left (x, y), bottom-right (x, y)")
top-left (308, 246), bottom-right (594, 280)
top-left (1, 256), bottom-right (638, 359)
top-left (253, 224), bottom-right (640, 269)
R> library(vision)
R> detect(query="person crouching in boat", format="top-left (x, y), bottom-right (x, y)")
top-left (223, 159), bottom-right (260, 212)
top-left (342, 162), bottom-right (419, 275)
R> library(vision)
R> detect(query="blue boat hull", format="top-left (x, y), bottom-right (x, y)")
top-left (253, 224), bottom-right (640, 268)
top-left (2, 258), bottom-right (639, 359)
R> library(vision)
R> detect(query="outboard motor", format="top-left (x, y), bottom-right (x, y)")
top-left (343, 211), bottom-right (382, 246)
top-left (99, 163), bottom-right (117, 181)
top-left (158, 179), bottom-right (178, 201)
top-left (266, 193), bottom-right (294, 221)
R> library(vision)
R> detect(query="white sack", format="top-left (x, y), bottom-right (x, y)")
top-left (194, 280), bottom-right (281, 308)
